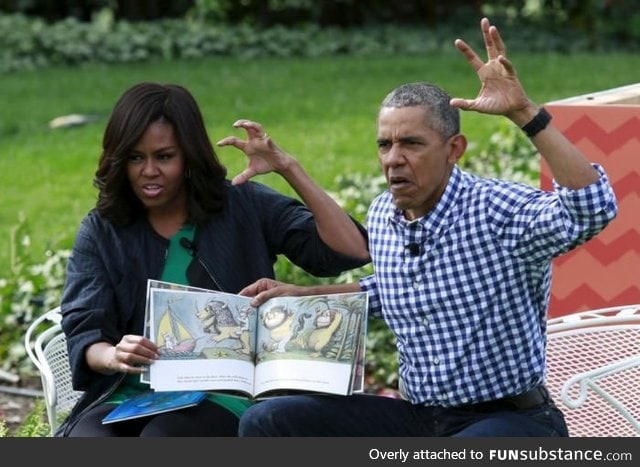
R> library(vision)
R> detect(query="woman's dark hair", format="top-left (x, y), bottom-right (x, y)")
top-left (94, 82), bottom-right (227, 225)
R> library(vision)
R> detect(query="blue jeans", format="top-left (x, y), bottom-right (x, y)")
top-left (238, 394), bottom-right (569, 437)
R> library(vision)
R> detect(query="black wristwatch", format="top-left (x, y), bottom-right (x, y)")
top-left (521, 107), bottom-right (552, 138)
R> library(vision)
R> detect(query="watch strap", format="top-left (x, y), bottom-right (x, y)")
top-left (521, 107), bottom-right (552, 138)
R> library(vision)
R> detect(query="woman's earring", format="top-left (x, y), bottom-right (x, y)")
top-left (185, 169), bottom-right (192, 179)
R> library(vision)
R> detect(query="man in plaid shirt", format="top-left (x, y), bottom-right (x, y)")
top-left (237, 18), bottom-right (617, 436)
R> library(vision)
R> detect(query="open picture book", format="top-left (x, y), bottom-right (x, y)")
top-left (142, 280), bottom-right (368, 399)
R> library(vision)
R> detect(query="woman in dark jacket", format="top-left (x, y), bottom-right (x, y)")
top-left (58, 82), bottom-right (369, 436)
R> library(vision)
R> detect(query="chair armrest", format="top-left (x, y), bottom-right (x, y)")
top-left (24, 307), bottom-right (62, 374)
top-left (561, 354), bottom-right (640, 434)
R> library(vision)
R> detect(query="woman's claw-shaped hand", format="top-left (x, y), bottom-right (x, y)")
top-left (217, 119), bottom-right (291, 185)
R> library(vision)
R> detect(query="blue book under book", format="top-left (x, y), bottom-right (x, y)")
top-left (102, 390), bottom-right (207, 424)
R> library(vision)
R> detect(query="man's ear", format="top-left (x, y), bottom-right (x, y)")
top-left (447, 134), bottom-right (467, 164)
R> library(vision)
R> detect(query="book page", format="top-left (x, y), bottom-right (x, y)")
top-left (349, 313), bottom-right (368, 393)
top-left (141, 280), bottom-right (214, 384)
top-left (253, 292), bottom-right (368, 397)
top-left (148, 287), bottom-right (257, 393)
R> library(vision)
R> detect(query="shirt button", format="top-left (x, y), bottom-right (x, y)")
top-left (422, 316), bottom-right (429, 327)
top-left (433, 357), bottom-right (440, 365)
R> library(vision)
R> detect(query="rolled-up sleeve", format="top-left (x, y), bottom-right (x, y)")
top-left (359, 274), bottom-right (382, 319)
top-left (493, 164), bottom-right (618, 262)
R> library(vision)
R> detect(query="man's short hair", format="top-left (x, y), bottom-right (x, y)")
top-left (380, 82), bottom-right (460, 138)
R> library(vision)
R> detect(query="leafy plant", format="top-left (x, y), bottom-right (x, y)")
top-left (0, 398), bottom-right (49, 438)
top-left (1, 9), bottom-right (637, 75)
top-left (11, 399), bottom-right (49, 437)
top-left (0, 214), bottom-right (69, 377)
top-left (460, 118), bottom-right (539, 186)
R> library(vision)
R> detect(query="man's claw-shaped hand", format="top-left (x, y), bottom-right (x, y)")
top-left (450, 17), bottom-right (530, 118)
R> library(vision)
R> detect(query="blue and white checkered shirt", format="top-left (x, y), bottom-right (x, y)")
top-left (359, 165), bottom-right (617, 407)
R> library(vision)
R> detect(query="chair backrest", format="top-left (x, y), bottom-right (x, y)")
top-left (24, 306), bottom-right (83, 436)
top-left (546, 304), bottom-right (640, 437)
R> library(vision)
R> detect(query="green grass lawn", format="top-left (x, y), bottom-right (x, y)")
top-left (1, 52), bottom-right (639, 271)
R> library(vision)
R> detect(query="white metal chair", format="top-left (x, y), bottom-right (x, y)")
top-left (546, 304), bottom-right (640, 436)
top-left (24, 306), bottom-right (83, 436)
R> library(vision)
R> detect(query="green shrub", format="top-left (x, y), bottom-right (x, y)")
top-left (0, 12), bottom-right (442, 74)
top-left (1, 10), bottom-right (637, 75)
top-left (460, 118), bottom-right (538, 185)
top-left (0, 214), bottom-right (69, 378)
top-left (0, 398), bottom-right (49, 438)
top-left (11, 399), bottom-right (49, 437)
